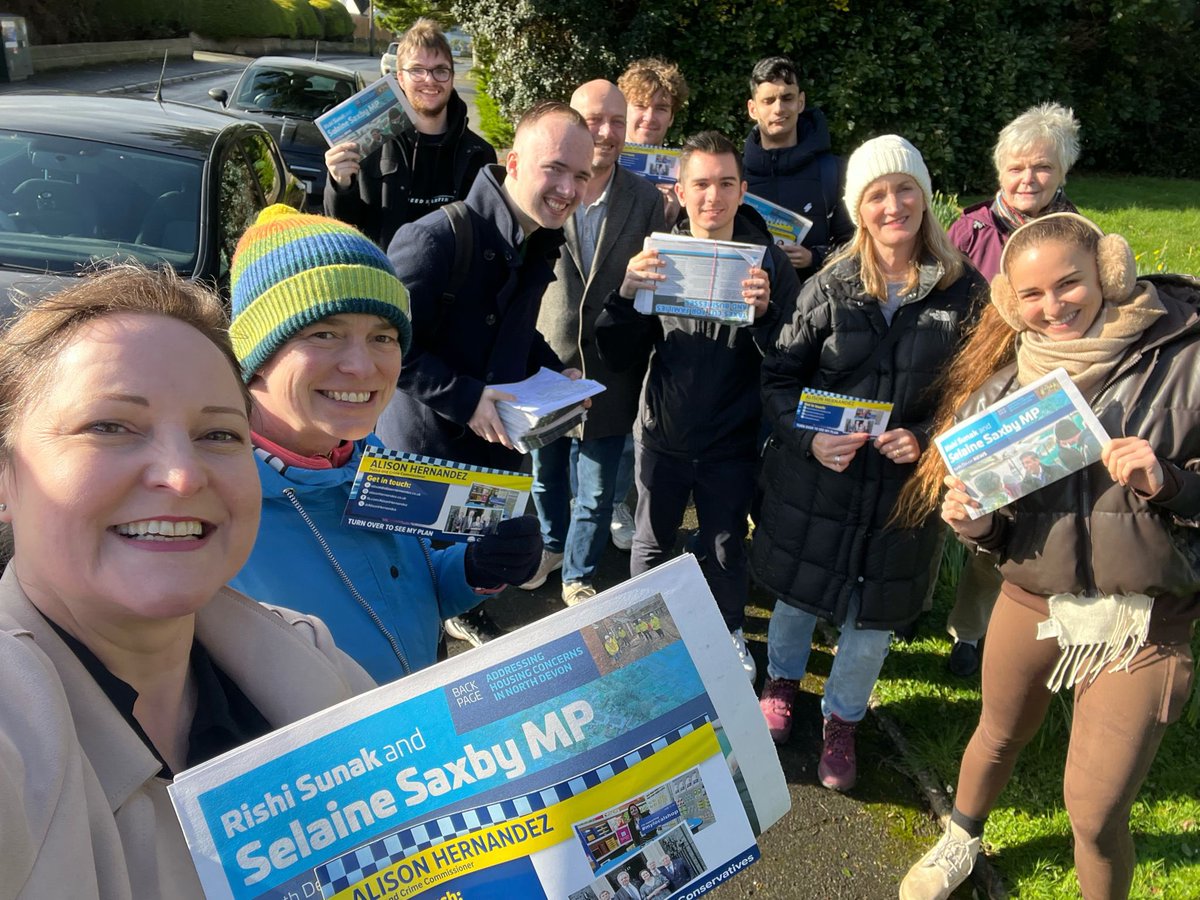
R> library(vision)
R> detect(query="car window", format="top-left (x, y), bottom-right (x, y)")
top-left (0, 130), bottom-right (202, 274)
top-left (234, 66), bottom-right (357, 118)
top-left (217, 137), bottom-right (268, 279)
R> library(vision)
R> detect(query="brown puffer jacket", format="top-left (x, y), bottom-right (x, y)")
top-left (970, 279), bottom-right (1200, 629)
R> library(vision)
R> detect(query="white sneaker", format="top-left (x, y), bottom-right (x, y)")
top-left (562, 581), bottom-right (598, 607)
top-left (899, 821), bottom-right (980, 900)
top-left (517, 549), bottom-right (563, 590)
top-left (610, 501), bottom-right (634, 551)
top-left (730, 628), bottom-right (756, 683)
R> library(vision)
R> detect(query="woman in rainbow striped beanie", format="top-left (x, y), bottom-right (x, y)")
top-left (227, 205), bottom-right (541, 683)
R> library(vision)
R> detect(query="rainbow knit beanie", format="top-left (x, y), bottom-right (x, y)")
top-left (230, 205), bottom-right (412, 381)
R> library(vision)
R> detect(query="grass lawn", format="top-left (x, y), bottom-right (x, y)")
top-left (956, 173), bottom-right (1200, 276)
top-left (871, 541), bottom-right (1200, 898)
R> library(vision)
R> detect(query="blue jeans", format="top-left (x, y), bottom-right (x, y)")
top-left (530, 434), bottom-right (626, 584)
top-left (766, 594), bottom-right (892, 723)
top-left (613, 433), bottom-right (635, 505)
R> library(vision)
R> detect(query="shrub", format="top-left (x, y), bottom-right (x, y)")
top-left (454, 0), bottom-right (1199, 190)
top-left (272, 0), bottom-right (322, 40)
top-left (309, 0), bottom-right (356, 41)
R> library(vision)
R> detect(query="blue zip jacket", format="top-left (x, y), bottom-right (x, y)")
top-left (230, 435), bottom-right (481, 684)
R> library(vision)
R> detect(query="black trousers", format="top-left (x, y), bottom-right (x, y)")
top-left (630, 441), bottom-right (756, 631)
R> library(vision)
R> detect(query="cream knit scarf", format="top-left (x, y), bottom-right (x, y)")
top-left (1011, 282), bottom-right (1166, 690)
top-left (1011, 282), bottom-right (1166, 392)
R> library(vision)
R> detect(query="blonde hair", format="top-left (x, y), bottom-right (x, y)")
top-left (827, 206), bottom-right (966, 300)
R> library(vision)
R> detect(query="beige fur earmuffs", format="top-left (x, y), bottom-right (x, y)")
top-left (989, 212), bottom-right (1136, 332)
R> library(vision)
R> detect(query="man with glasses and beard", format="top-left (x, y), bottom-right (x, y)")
top-left (323, 18), bottom-right (495, 249)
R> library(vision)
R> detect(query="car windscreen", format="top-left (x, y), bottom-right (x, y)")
top-left (0, 131), bottom-right (203, 275)
top-left (233, 67), bottom-right (356, 119)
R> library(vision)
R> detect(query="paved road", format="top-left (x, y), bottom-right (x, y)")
top-left (0, 52), bottom-right (979, 899)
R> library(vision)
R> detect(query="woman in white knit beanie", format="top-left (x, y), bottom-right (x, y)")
top-left (751, 134), bottom-right (985, 793)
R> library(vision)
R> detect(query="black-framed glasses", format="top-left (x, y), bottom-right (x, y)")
top-left (401, 65), bottom-right (452, 83)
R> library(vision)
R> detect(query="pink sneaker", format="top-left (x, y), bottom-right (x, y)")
top-left (818, 715), bottom-right (858, 791)
top-left (758, 678), bottom-right (798, 744)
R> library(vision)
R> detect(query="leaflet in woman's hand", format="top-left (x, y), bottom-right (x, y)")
top-left (934, 368), bottom-right (1109, 518)
top-left (793, 389), bottom-right (893, 436)
top-left (634, 233), bottom-right (766, 326)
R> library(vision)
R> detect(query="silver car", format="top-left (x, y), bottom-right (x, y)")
top-left (380, 42), bottom-right (399, 76)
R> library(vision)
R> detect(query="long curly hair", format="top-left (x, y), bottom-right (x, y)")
top-left (892, 214), bottom-right (1110, 528)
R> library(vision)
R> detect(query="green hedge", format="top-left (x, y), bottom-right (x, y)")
top-left (454, 0), bottom-right (1200, 189)
top-left (309, 0), bottom-right (356, 41)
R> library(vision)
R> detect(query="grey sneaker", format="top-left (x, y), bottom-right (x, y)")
top-left (899, 821), bottom-right (980, 900)
top-left (562, 581), bottom-right (598, 607)
top-left (610, 501), bottom-right (634, 551)
top-left (443, 606), bottom-right (504, 647)
top-left (518, 549), bottom-right (563, 590)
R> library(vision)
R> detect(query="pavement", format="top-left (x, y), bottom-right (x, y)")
top-left (0, 52), bottom-right (995, 900)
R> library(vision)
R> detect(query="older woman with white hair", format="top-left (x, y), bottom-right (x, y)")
top-left (943, 102), bottom-right (1083, 676)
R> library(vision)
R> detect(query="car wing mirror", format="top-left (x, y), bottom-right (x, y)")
top-left (208, 88), bottom-right (229, 106)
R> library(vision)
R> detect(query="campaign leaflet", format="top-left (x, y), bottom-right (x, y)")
top-left (742, 193), bottom-right (813, 246)
top-left (315, 75), bottom-right (413, 158)
top-left (793, 389), bottom-right (893, 437)
top-left (634, 233), bottom-right (767, 326)
top-left (934, 368), bottom-right (1109, 518)
top-left (168, 557), bottom-right (788, 900)
top-left (342, 447), bottom-right (532, 543)
top-left (618, 144), bottom-right (681, 185)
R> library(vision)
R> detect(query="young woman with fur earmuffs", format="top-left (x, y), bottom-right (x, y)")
top-left (894, 211), bottom-right (1200, 900)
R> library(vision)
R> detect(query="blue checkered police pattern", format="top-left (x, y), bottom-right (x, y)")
top-left (317, 714), bottom-right (713, 896)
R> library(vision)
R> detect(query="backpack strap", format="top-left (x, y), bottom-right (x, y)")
top-left (430, 201), bottom-right (473, 340)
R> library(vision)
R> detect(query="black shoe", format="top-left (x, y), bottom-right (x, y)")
top-left (444, 607), bottom-right (505, 647)
top-left (949, 639), bottom-right (981, 677)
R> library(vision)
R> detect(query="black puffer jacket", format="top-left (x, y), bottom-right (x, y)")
top-left (595, 214), bottom-right (800, 461)
top-left (752, 257), bottom-right (986, 629)
top-left (970, 280), bottom-right (1200, 634)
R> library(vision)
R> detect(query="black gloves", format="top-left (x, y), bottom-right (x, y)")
top-left (464, 515), bottom-right (543, 590)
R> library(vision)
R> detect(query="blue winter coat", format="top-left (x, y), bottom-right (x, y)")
top-left (230, 436), bottom-right (481, 684)
top-left (378, 164), bottom-right (566, 469)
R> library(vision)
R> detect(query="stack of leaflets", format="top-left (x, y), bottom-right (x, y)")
top-left (168, 556), bottom-right (789, 900)
top-left (634, 233), bottom-right (767, 326)
top-left (934, 368), bottom-right (1109, 518)
top-left (494, 368), bottom-right (606, 453)
top-left (314, 75), bottom-right (414, 158)
top-left (794, 388), bottom-right (893, 436)
top-left (743, 193), bottom-right (813, 246)
top-left (342, 447), bottom-right (532, 543)
top-left (617, 143), bottom-right (681, 185)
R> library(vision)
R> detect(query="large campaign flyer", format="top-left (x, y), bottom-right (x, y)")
top-left (935, 367), bottom-right (1109, 517)
top-left (169, 557), bottom-right (787, 900)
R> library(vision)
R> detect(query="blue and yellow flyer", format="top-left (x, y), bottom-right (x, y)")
top-left (169, 558), bottom-right (787, 900)
top-left (618, 144), bottom-right (680, 185)
top-left (935, 367), bottom-right (1108, 517)
top-left (342, 447), bottom-right (532, 543)
top-left (793, 389), bottom-right (894, 437)
top-left (742, 193), bottom-right (813, 246)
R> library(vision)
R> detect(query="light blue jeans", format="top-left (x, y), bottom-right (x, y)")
top-left (766, 593), bottom-right (893, 724)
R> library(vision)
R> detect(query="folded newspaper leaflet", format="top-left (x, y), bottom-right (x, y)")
top-left (493, 367), bottom-right (606, 454)
top-left (169, 555), bottom-right (789, 900)
top-left (794, 388), bottom-right (893, 437)
top-left (343, 447), bottom-right (532, 543)
top-left (635, 233), bottom-right (767, 326)
top-left (315, 75), bottom-right (414, 159)
top-left (934, 367), bottom-right (1108, 518)
top-left (742, 193), bottom-right (813, 246)
top-left (617, 144), bottom-right (681, 185)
